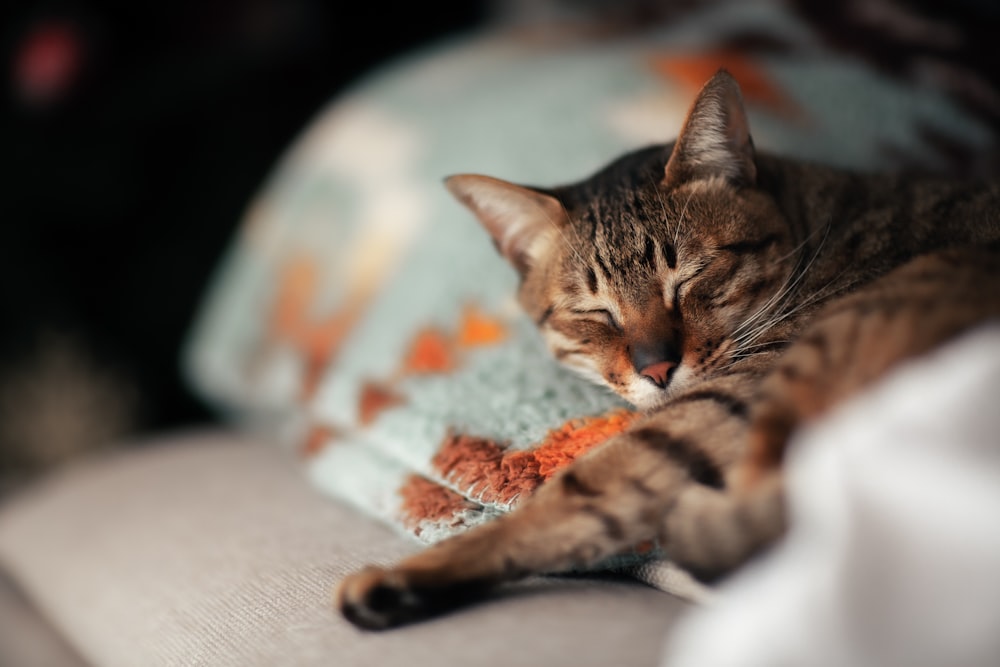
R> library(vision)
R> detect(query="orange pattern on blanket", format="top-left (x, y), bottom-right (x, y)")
top-left (269, 255), bottom-right (372, 399)
top-left (433, 409), bottom-right (638, 506)
top-left (434, 434), bottom-right (541, 506)
top-left (398, 474), bottom-right (481, 536)
top-left (533, 409), bottom-right (641, 480)
top-left (400, 305), bottom-right (508, 376)
top-left (358, 381), bottom-right (405, 426)
top-left (402, 327), bottom-right (456, 375)
top-left (357, 305), bottom-right (511, 425)
top-left (268, 255), bottom-right (510, 425)
top-left (457, 305), bottom-right (507, 347)
top-left (301, 424), bottom-right (339, 458)
top-left (649, 51), bottom-right (802, 119)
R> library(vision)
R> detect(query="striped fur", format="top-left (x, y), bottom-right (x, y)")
top-left (338, 70), bottom-right (1000, 629)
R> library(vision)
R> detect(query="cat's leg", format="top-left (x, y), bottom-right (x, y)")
top-left (658, 469), bottom-right (786, 580)
top-left (338, 434), bottom-right (685, 629)
top-left (662, 248), bottom-right (1000, 576)
top-left (339, 249), bottom-right (1000, 629)
top-left (337, 377), bottom-right (757, 629)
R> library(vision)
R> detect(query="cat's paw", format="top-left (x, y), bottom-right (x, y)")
top-left (336, 566), bottom-right (427, 630)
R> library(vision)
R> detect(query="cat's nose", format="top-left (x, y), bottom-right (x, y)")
top-left (638, 361), bottom-right (675, 388)
top-left (631, 344), bottom-right (679, 389)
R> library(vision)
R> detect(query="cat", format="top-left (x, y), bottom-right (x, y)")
top-left (336, 69), bottom-right (1000, 630)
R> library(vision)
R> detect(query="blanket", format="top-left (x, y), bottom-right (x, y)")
top-left (184, 1), bottom-right (995, 602)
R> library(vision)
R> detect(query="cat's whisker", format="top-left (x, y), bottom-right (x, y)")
top-left (736, 339), bottom-right (793, 351)
top-left (650, 179), bottom-right (677, 264)
top-left (730, 263), bottom-right (799, 340)
top-left (673, 187), bottom-right (697, 249)
top-left (538, 204), bottom-right (588, 267)
top-left (730, 249), bottom-right (810, 344)
top-left (732, 273), bottom-right (804, 343)
top-left (730, 223), bottom-right (830, 339)
top-left (775, 220), bottom-right (830, 264)
top-left (733, 268), bottom-right (858, 356)
top-left (728, 227), bottom-right (839, 360)
top-left (733, 224), bottom-right (839, 347)
top-left (725, 339), bottom-right (794, 365)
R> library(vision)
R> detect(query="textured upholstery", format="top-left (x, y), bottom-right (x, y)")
top-left (0, 570), bottom-right (89, 666)
top-left (0, 431), bottom-right (688, 666)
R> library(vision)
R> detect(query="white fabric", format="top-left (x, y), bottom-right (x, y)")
top-left (663, 323), bottom-right (1000, 667)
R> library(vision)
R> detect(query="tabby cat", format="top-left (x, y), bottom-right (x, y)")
top-left (337, 70), bottom-right (1000, 629)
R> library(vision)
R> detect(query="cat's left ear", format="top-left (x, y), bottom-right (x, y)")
top-left (445, 174), bottom-right (568, 276)
top-left (663, 69), bottom-right (756, 188)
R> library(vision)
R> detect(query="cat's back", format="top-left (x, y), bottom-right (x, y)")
top-left (755, 154), bottom-right (1000, 244)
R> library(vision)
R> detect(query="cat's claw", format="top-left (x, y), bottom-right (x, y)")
top-left (338, 563), bottom-right (497, 629)
top-left (336, 566), bottom-right (429, 630)
top-left (336, 566), bottom-right (418, 630)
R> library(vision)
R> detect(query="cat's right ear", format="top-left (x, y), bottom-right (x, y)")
top-left (445, 174), bottom-right (568, 275)
top-left (663, 69), bottom-right (756, 188)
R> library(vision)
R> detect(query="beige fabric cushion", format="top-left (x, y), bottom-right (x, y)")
top-left (0, 570), bottom-right (89, 666)
top-left (0, 431), bottom-right (689, 667)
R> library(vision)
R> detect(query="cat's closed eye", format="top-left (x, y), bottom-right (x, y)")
top-left (571, 308), bottom-right (620, 330)
top-left (675, 274), bottom-right (703, 306)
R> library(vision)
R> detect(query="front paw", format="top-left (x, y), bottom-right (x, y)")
top-left (336, 566), bottom-right (425, 630)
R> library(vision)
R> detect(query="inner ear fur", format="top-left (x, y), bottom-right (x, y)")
top-left (445, 174), bottom-right (569, 275)
top-left (663, 69), bottom-right (757, 188)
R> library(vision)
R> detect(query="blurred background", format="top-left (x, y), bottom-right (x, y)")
top-left (0, 0), bottom-right (496, 483)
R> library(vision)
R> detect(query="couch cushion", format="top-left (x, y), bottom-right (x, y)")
top-left (0, 431), bottom-right (688, 667)
top-left (0, 568), bottom-right (89, 666)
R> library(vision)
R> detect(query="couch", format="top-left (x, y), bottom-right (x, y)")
top-left (0, 430), bottom-right (689, 666)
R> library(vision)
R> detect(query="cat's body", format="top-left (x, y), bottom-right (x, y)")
top-left (338, 71), bottom-right (1000, 629)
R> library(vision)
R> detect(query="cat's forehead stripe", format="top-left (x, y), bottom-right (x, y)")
top-left (662, 242), bottom-right (678, 269)
top-left (593, 251), bottom-right (613, 282)
top-left (642, 236), bottom-right (657, 269)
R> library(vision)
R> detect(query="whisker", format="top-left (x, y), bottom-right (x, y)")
top-left (729, 222), bottom-right (831, 339)
top-left (650, 178), bottom-right (674, 259)
top-left (727, 221), bottom-right (839, 361)
top-left (732, 268), bottom-right (857, 357)
top-left (730, 243), bottom-right (811, 341)
top-left (673, 187), bottom-right (697, 249)
top-left (533, 198), bottom-right (587, 266)
top-left (737, 339), bottom-right (793, 351)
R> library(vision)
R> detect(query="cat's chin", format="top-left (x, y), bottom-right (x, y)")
top-left (629, 390), bottom-right (672, 412)
top-left (622, 380), bottom-right (673, 411)
top-left (624, 365), bottom-right (695, 411)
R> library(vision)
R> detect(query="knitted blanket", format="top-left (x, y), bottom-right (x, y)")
top-left (184, 2), bottom-right (993, 602)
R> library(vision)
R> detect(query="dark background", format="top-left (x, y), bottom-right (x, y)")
top-left (1, 1), bottom-right (490, 437)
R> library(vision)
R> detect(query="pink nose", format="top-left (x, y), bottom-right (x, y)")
top-left (640, 361), bottom-right (675, 389)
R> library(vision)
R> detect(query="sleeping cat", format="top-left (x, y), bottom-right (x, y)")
top-left (337, 70), bottom-right (1000, 629)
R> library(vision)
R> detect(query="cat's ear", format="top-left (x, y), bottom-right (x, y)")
top-left (445, 174), bottom-right (568, 275)
top-left (663, 69), bottom-right (756, 188)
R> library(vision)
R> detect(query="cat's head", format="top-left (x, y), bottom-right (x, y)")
top-left (447, 71), bottom-right (793, 409)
